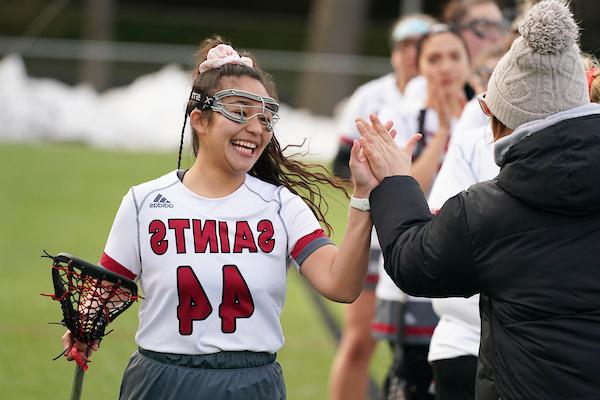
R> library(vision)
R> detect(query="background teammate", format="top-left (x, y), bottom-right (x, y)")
top-left (329, 15), bottom-right (434, 400)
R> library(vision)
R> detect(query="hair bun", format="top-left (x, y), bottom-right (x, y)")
top-left (519, 0), bottom-right (579, 55)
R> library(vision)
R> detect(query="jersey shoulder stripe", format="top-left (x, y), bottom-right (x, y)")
top-left (100, 251), bottom-right (137, 280)
top-left (290, 229), bottom-right (331, 266)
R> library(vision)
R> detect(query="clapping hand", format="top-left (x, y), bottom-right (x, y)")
top-left (356, 114), bottom-right (421, 182)
top-left (349, 119), bottom-right (396, 197)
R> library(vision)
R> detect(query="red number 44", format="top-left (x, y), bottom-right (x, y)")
top-left (176, 265), bottom-right (254, 335)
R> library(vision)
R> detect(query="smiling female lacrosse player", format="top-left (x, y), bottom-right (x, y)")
top-left (60, 36), bottom-right (383, 399)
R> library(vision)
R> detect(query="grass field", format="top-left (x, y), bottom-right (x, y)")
top-left (0, 143), bottom-right (391, 399)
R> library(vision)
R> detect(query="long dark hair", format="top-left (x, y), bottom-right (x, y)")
top-left (178, 36), bottom-right (348, 234)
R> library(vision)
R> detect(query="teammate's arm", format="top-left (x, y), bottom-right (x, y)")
top-left (300, 118), bottom-right (393, 303)
top-left (299, 205), bottom-right (372, 303)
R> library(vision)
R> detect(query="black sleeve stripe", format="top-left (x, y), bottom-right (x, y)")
top-left (295, 237), bottom-right (332, 266)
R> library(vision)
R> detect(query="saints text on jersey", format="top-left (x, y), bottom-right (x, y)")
top-left (148, 218), bottom-right (275, 254)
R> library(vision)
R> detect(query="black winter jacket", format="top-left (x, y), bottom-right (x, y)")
top-left (370, 112), bottom-right (600, 400)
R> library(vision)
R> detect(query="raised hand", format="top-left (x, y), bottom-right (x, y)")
top-left (357, 114), bottom-right (421, 181)
top-left (426, 79), bottom-right (466, 132)
top-left (349, 119), bottom-right (395, 197)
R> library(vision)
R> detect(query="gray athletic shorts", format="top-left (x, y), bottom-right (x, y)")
top-left (372, 299), bottom-right (438, 345)
top-left (372, 298), bottom-right (404, 342)
top-left (119, 348), bottom-right (286, 400)
top-left (364, 247), bottom-right (382, 291)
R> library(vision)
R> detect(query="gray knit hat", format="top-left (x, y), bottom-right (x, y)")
top-left (486, 0), bottom-right (589, 129)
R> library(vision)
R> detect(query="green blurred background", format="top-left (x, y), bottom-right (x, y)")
top-left (0, 143), bottom-right (392, 399)
top-left (1, 1), bottom-right (599, 398)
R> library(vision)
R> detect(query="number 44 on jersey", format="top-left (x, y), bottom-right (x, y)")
top-left (176, 265), bottom-right (254, 335)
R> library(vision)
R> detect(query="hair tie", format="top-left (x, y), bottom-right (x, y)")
top-left (198, 44), bottom-right (254, 73)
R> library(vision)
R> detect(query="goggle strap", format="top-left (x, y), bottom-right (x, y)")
top-left (190, 91), bottom-right (215, 111)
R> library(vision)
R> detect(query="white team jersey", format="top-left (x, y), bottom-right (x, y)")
top-left (426, 107), bottom-right (495, 362)
top-left (375, 102), bottom-right (457, 303)
top-left (100, 171), bottom-right (330, 355)
top-left (380, 101), bottom-right (457, 153)
top-left (337, 74), bottom-right (427, 141)
top-left (428, 123), bottom-right (498, 212)
top-left (448, 98), bottom-right (490, 146)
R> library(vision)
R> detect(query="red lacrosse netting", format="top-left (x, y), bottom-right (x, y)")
top-left (42, 253), bottom-right (139, 368)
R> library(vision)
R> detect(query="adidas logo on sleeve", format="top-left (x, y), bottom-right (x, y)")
top-left (149, 194), bottom-right (173, 208)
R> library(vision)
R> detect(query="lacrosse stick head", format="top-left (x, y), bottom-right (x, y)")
top-left (46, 252), bottom-right (138, 345)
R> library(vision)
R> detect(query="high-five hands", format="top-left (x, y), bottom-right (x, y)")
top-left (356, 114), bottom-right (422, 182)
top-left (348, 119), bottom-right (396, 197)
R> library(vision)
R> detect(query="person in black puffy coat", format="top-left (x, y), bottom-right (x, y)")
top-left (351, 1), bottom-right (600, 399)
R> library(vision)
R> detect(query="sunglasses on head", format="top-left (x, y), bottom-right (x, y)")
top-left (422, 23), bottom-right (456, 38)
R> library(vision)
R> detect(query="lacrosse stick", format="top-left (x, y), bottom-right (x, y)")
top-left (42, 252), bottom-right (138, 400)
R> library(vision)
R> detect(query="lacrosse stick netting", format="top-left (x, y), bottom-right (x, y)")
top-left (42, 252), bottom-right (139, 365)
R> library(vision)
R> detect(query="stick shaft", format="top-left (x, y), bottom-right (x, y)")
top-left (70, 364), bottom-right (85, 400)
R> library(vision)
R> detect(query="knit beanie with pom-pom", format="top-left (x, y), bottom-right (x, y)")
top-left (486, 0), bottom-right (589, 129)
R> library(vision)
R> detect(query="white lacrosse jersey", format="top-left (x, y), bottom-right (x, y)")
top-left (100, 171), bottom-right (331, 355)
top-left (337, 74), bottom-right (427, 142)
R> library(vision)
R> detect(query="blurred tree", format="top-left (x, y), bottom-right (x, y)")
top-left (1, 0), bottom-right (595, 114)
top-left (402, 0), bottom-right (424, 14)
top-left (299, 0), bottom-right (372, 115)
top-left (80, 0), bottom-right (115, 90)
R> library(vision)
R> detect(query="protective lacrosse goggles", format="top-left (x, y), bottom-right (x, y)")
top-left (191, 89), bottom-right (280, 131)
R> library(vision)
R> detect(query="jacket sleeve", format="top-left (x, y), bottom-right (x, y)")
top-left (370, 176), bottom-right (478, 298)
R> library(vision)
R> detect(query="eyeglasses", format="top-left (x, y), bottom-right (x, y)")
top-left (191, 89), bottom-right (280, 131)
top-left (478, 92), bottom-right (492, 117)
top-left (463, 19), bottom-right (508, 39)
